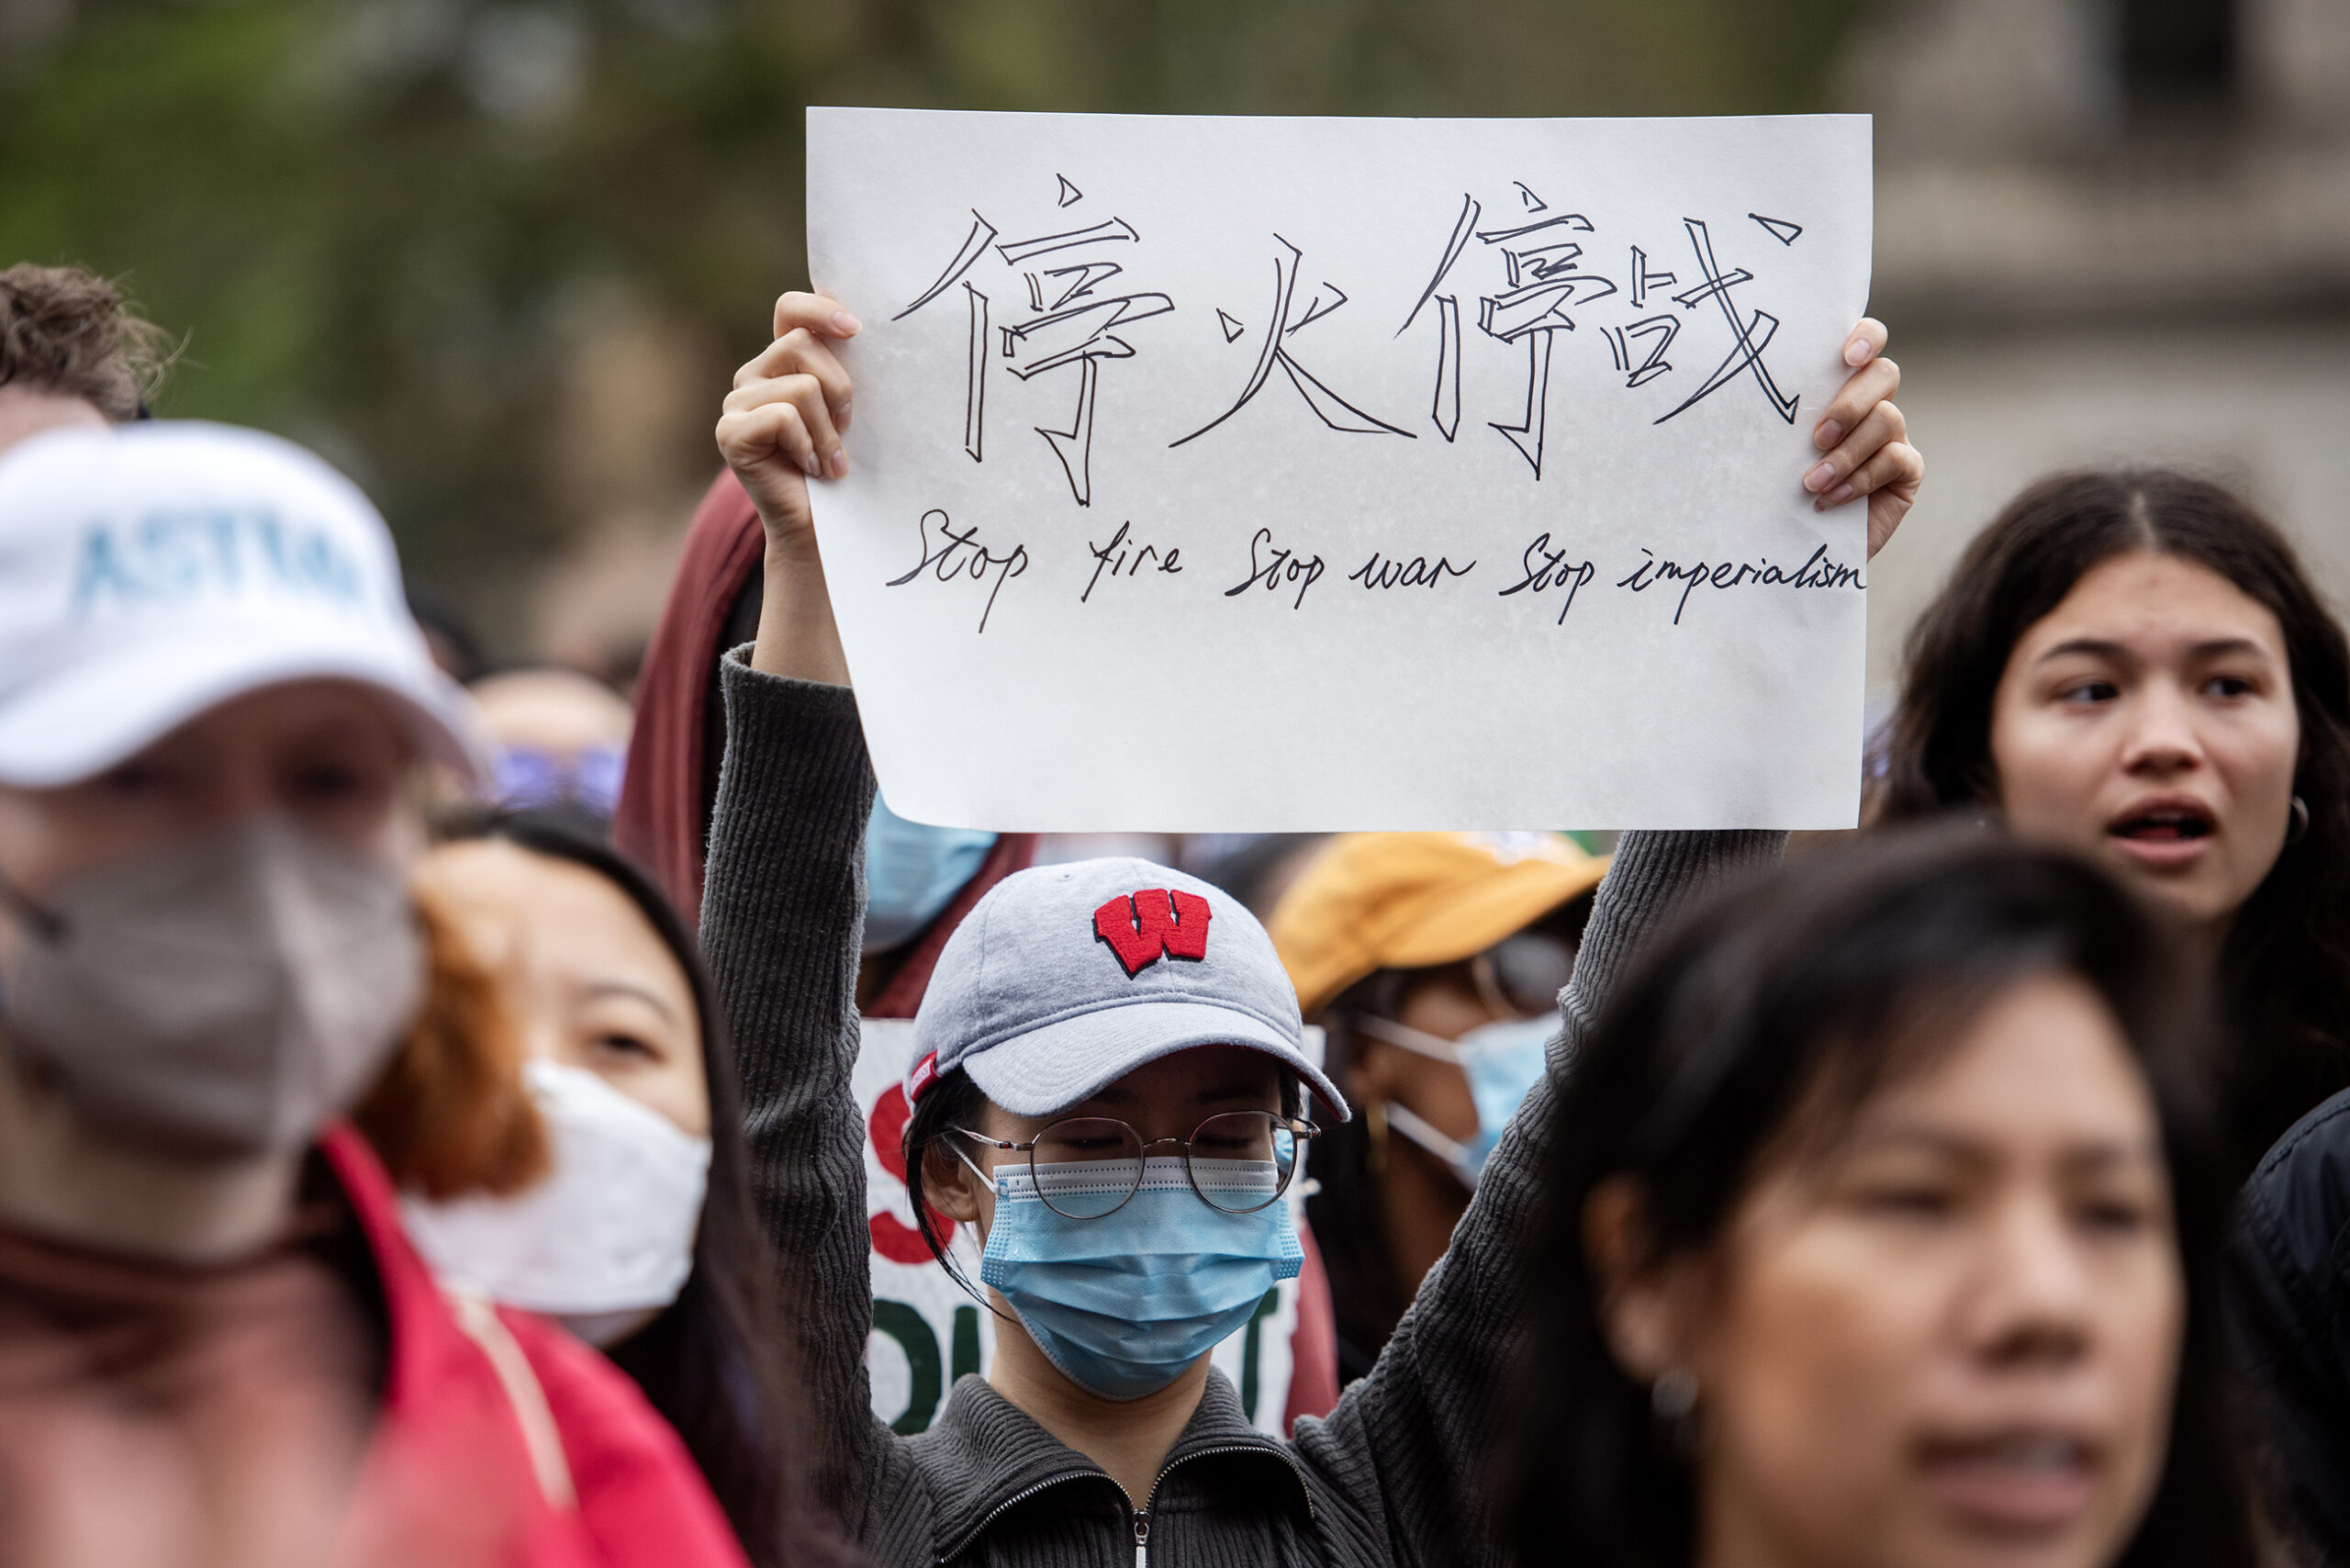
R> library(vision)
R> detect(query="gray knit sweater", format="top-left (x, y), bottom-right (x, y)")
top-left (698, 652), bottom-right (1783, 1568)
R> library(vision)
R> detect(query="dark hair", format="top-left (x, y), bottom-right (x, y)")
top-left (903, 1065), bottom-right (991, 1304)
top-left (406, 582), bottom-right (487, 686)
top-left (442, 806), bottom-right (837, 1568)
top-left (1504, 828), bottom-right (2252, 1568)
top-left (0, 264), bottom-right (173, 421)
top-left (1881, 467), bottom-right (2350, 1170)
top-left (1304, 972), bottom-right (1416, 1381)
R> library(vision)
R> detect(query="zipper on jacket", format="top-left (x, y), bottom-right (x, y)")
top-left (1127, 1438), bottom-right (1317, 1568)
top-left (938, 1440), bottom-right (1314, 1563)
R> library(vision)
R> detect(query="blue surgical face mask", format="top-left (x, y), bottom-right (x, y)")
top-left (968, 1154), bottom-right (1303, 1400)
top-left (863, 793), bottom-right (997, 953)
top-left (1357, 1013), bottom-right (1553, 1188)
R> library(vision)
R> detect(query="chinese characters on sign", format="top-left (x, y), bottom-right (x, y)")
top-left (893, 180), bottom-right (1173, 506)
top-left (807, 110), bottom-right (1874, 832)
top-left (896, 177), bottom-right (1818, 491)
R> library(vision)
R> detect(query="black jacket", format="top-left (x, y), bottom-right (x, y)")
top-left (2226, 1086), bottom-right (2350, 1560)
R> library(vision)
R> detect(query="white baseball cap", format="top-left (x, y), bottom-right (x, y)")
top-left (0, 421), bottom-right (480, 787)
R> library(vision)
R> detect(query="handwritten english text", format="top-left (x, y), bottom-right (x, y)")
top-left (886, 509), bottom-right (1031, 633)
top-left (1496, 532), bottom-right (1598, 625)
top-left (1616, 543), bottom-right (1864, 626)
top-left (1082, 521), bottom-right (1182, 604)
top-left (1224, 528), bottom-right (1326, 610)
top-left (1347, 552), bottom-right (1474, 591)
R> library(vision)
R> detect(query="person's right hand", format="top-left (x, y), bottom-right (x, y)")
top-left (719, 291), bottom-right (860, 686)
top-left (716, 291), bottom-right (860, 560)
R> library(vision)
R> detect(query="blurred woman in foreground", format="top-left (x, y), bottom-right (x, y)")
top-left (0, 423), bottom-right (747, 1567)
top-left (1506, 831), bottom-right (2250, 1568)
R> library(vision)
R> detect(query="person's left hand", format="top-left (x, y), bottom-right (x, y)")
top-left (1802, 318), bottom-right (1921, 561)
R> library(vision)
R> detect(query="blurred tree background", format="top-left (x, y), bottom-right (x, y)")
top-left (0, 0), bottom-right (1873, 666)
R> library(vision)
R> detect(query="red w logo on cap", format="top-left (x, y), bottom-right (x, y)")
top-left (1093, 889), bottom-right (1213, 978)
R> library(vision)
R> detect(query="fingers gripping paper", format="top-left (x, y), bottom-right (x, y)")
top-left (806, 109), bottom-right (1874, 830)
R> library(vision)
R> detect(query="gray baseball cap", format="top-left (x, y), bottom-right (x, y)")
top-left (905, 857), bottom-right (1349, 1121)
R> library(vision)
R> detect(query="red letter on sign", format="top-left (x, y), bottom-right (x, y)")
top-left (868, 1087), bottom-right (953, 1265)
top-left (1092, 889), bottom-right (1213, 977)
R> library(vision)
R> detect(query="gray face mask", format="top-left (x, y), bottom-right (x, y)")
top-left (0, 816), bottom-right (423, 1157)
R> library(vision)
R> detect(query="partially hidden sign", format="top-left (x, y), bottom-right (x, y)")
top-left (856, 1019), bottom-right (1306, 1435)
top-left (807, 108), bottom-right (1874, 831)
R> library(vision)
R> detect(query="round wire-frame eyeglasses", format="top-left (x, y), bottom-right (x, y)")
top-left (951, 1110), bottom-right (1321, 1219)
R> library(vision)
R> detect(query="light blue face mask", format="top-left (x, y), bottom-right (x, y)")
top-left (966, 1154), bottom-right (1304, 1400)
top-left (863, 793), bottom-right (997, 953)
top-left (1356, 1013), bottom-right (1554, 1188)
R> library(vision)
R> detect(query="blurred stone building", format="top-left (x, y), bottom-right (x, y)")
top-left (1841, 0), bottom-right (2350, 698)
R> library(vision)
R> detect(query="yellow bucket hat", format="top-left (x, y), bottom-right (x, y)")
top-left (1267, 833), bottom-right (1610, 1020)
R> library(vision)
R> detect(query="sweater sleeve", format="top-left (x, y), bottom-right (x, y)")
top-left (694, 651), bottom-right (888, 1518)
top-left (1293, 829), bottom-right (1785, 1562)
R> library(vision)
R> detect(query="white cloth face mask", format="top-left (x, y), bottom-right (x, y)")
top-left (399, 1059), bottom-right (711, 1345)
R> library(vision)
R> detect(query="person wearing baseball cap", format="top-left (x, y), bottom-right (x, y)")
top-left (0, 421), bottom-right (751, 1567)
top-left (695, 286), bottom-right (1918, 1567)
top-left (1267, 831), bottom-right (1606, 1382)
top-left (894, 856), bottom-right (1342, 1401)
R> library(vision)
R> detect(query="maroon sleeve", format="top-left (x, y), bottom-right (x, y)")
top-left (612, 470), bottom-right (767, 918)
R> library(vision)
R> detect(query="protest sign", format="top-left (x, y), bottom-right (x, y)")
top-left (807, 108), bottom-right (1873, 831)
top-left (856, 1019), bottom-right (1309, 1436)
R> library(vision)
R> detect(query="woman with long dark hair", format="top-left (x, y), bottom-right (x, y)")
top-left (1880, 468), bottom-right (2350, 1174)
top-left (1505, 830), bottom-right (2253, 1568)
top-left (375, 808), bottom-right (835, 1568)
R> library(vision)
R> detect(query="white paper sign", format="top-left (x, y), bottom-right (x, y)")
top-left (807, 109), bottom-right (1874, 831)
top-left (856, 1019), bottom-right (1306, 1436)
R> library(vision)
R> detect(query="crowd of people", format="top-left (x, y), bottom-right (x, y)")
top-left (0, 249), bottom-right (2345, 1568)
